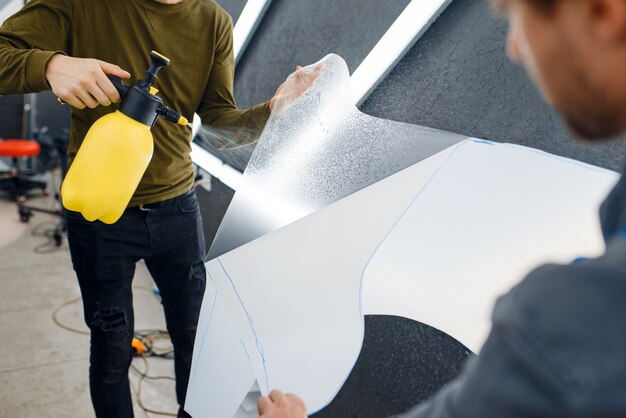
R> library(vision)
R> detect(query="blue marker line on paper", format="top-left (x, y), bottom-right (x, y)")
top-left (189, 288), bottom-right (218, 381)
top-left (241, 340), bottom-right (250, 359)
top-left (471, 138), bottom-right (495, 146)
top-left (217, 257), bottom-right (270, 392)
top-left (358, 139), bottom-right (469, 317)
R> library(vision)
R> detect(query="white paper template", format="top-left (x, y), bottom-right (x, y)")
top-left (361, 140), bottom-right (619, 352)
top-left (185, 279), bottom-right (257, 418)
top-left (188, 140), bottom-right (617, 416)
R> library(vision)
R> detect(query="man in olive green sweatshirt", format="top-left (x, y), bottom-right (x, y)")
top-left (0, 1), bottom-right (318, 417)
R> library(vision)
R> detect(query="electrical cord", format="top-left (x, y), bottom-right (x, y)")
top-left (28, 170), bottom-right (66, 253)
top-left (51, 285), bottom-right (178, 416)
top-left (51, 285), bottom-right (161, 335)
top-left (130, 363), bottom-right (176, 382)
top-left (133, 330), bottom-right (174, 359)
top-left (132, 354), bottom-right (178, 417)
top-left (31, 220), bottom-right (66, 254)
top-left (52, 295), bottom-right (88, 335)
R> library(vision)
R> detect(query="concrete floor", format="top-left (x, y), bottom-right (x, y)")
top-left (0, 193), bottom-right (180, 417)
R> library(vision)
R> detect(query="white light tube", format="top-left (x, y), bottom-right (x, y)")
top-left (190, 142), bottom-right (243, 191)
top-left (233, 0), bottom-right (273, 65)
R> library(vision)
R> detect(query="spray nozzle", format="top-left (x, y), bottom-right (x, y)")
top-left (104, 51), bottom-right (189, 128)
top-left (144, 51), bottom-right (170, 86)
top-left (159, 106), bottom-right (189, 126)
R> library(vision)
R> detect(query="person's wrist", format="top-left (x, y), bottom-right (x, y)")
top-left (44, 53), bottom-right (64, 85)
top-left (25, 50), bottom-right (63, 92)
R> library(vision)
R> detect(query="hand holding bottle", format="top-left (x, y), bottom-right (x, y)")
top-left (45, 54), bottom-right (131, 109)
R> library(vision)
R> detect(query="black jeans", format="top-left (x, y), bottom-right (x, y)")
top-left (66, 189), bottom-right (206, 418)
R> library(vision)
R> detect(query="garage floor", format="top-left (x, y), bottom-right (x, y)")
top-left (0, 193), bottom-right (180, 418)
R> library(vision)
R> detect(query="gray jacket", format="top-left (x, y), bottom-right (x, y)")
top-left (395, 169), bottom-right (626, 418)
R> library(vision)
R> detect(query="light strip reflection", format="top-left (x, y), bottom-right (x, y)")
top-left (233, 0), bottom-right (274, 65)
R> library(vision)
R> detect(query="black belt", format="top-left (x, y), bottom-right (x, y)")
top-left (138, 190), bottom-right (192, 211)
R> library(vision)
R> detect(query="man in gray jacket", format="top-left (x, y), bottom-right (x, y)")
top-left (257, 0), bottom-right (626, 416)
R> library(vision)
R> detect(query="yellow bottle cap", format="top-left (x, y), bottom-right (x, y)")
top-left (151, 51), bottom-right (171, 65)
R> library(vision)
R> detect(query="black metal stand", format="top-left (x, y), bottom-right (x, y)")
top-left (16, 194), bottom-right (66, 246)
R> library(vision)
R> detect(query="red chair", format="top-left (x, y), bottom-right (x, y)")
top-left (0, 138), bottom-right (65, 247)
top-left (0, 138), bottom-right (48, 198)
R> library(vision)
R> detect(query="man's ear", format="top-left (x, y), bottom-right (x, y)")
top-left (586, 0), bottom-right (626, 44)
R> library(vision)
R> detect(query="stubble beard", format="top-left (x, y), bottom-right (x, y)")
top-left (556, 60), bottom-right (626, 142)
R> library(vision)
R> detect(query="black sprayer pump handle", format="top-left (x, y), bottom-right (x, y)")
top-left (107, 76), bottom-right (129, 98)
top-left (103, 52), bottom-right (187, 127)
top-left (144, 51), bottom-right (171, 85)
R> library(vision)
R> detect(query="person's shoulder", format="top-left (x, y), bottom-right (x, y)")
top-left (501, 237), bottom-right (626, 322)
top-left (190, 0), bottom-right (233, 36)
top-left (26, 0), bottom-right (76, 9)
top-left (492, 238), bottom-right (626, 407)
top-left (194, 0), bottom-right (232, 23)
top-left (495, 238), bottom-right (626, 337)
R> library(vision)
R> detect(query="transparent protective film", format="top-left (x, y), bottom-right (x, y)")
top-left (207, 54), bottom-right (465, 259)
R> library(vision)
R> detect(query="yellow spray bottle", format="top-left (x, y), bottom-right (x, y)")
top-left (61, 51), bottom-right (188, 224)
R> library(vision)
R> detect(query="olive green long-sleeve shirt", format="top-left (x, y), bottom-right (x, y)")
top-left (0, 0), bottom-right (270, 205)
